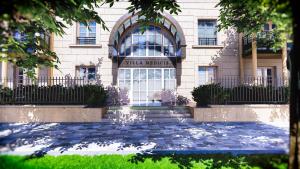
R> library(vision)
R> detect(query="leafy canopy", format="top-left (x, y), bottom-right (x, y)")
top-left (217, 0), bottom-right (292, 48)
top-left (0, 0), bottom-right (181, 78)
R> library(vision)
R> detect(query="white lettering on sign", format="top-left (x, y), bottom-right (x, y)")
top-left (119, 58), bottom-right (175, 68)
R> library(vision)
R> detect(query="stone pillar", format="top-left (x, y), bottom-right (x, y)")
top-left (251, 33), bottom-right (258, 80)
top-left (238, 33), bottom-right (244, 82)
top-left (35, 67), bottom-right (39, 80)
top-left (1, 61), bottom-right (8, 87)
top-left (282, 41), bottom-right (288, 83)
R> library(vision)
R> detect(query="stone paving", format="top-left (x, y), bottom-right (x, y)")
top-left (0, 121), bottom-right (289, 155)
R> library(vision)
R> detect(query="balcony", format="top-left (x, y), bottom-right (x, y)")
top-left (242, 31), bottom-right (282, 58)
top-left (198, 37), bottom-right (217, 46)
top-left (76, 37), bottom-right (96, 45)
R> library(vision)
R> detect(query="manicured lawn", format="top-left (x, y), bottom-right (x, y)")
top-left (0, 154), bottom-right (287, 169)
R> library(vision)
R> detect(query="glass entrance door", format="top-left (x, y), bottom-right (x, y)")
top-left (147, 69), bottom-right (162, 106)
top-left (118, 68), bottom-right (176, 106)
top-left (133, 69), bottom-right (147, 105)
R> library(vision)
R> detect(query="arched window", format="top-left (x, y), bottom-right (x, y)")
top-left (119, 25), bottom-right (176, 57)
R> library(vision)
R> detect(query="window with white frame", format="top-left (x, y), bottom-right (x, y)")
top-left (16, 68), bottom-right (25, 86)
top-left (77, 21), bottom-right (96, 44)
top-left (76, 66), bottom-right (96, 80)
top-left (263, 24), bottom-right (270, 31)
top-left (119, 25), bottom-right (175, 57)
top-left (256, 67), bottom-right (274, 86)
top-left (198, 66), bottom-right (217, 85)
top-left (198, 20), bottom-right (217, 45)
top-left (163, 69), bottom-right (176, 90)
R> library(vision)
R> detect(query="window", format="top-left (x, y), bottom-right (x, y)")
top-left (257, 67), bottom-right (274, 86)
top-left (16, 68), bottom-right (25, 86)
top-left (132, 27), bottom-right (147, 56)
top-left (263, 24), bottom-right (270, 31)
top-left (148, 26), bottom-right (162, 56)
top-left (76, 66), bottom-right (96, 80)
top-left (198, 20), bottom-right (217, 45)
top-left (118, 69), bottom-right (131, 90)
top-left (164, 69), bottom-right (176, 90)
top-left (263, 23), bottom-right (276, 31)
top-left (77, 21), bottom-right (96, 44)
top-left (198, 66), bottom-right (217, 85)
top-left (119, 25), bottom-right (175, 57)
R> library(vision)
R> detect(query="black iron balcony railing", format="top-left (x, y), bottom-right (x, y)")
top-left (242, 31), bottom-right (281, 57)
top-left (198, 37), bottom-right (217, 46)
top-left (76, 37), bottom-right (96, 45)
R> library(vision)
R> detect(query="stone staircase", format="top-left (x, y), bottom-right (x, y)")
top-left (102, 106), bottom-right (193, 123)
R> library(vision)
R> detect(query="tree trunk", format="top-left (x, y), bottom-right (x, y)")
top-left (289, 0), bottom-right (300, 168)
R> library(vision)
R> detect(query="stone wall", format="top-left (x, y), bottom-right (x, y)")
top-left (52, 0), bottom-right (239, 100)
top-left (0, 105), bottom-right (106, 122)
top-left (192, 104), bottom-right (289, 124)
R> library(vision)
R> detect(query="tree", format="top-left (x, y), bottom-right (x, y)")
top-left (2, 0), bottom-right (299, 167)
top-left (0, 0), bottom-right (181, 78)
top-left (217, 0), bottom-right (299, 168)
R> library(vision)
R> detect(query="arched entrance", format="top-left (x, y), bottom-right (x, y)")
top-left (109, 13), bottom-right (186, 106)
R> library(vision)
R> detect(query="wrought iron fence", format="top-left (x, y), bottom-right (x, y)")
top-left (76, 37), bottom-right (96, 45)
top-left (0, 76), bottom-right (289, 105)
top-left (0, 77), bottom-right (101, 105)
top-left (198, 38), bottom-right (217, 45)
top-left (194, 76), bottom-right (289, 105)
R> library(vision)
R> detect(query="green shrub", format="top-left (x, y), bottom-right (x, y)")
top-left (0, 87), bottom-right (14, 104)
top-left (0, 85), bottom-right (108, 106)
top-left (192, 85), bottom-right (210, 107)
top-left (192, 84), bottom-right (289, 106)
top-left (192, 83), bottom-right (228, 107)
top-left (83, 85), bottom-right (107, 107)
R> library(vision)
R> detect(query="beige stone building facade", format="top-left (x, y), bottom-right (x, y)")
top-left (0, 0), bottom-right (289, 105)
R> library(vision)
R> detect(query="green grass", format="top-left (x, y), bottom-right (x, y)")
top-left (0, 154), bottom-right (288, 169)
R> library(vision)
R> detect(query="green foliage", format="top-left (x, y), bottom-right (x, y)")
top-left (192, 84), bottom-right (227, 107)
top-left (0, 0), bottom-right (108, 78)
top-left (0, 86), bottom-right (14, 104)
top-left (0, 85), bottom-right (107, 107)
top-left (0, 154), bottom-right (288, 169)
top-left (192, 84), bottom-right (289, 106)
top-left (217, 0), bottom-right (292, 48)
top-left (83, 85), bottom-right (107, 107)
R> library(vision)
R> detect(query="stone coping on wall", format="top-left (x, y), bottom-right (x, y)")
top-left (191, 104), bottom-right (289, 124)
top-left (0, 105), bottom-right (107, 123)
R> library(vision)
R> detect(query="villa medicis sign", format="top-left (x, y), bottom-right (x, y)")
top-left (118, 57), bottom-right (176, 68)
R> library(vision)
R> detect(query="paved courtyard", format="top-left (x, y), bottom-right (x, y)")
top-left (0, 120), bottom-right (289, 155)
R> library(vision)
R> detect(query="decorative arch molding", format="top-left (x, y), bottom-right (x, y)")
top-left (108, 12), bottom-right (186, 59)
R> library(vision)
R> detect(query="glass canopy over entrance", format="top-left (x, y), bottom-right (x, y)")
top-left (109, 13), bottom-right (186, 58)
top-left (119, 25), bottom-right (176, 57)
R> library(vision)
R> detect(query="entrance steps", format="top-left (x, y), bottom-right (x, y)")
top-left (102, 106), bottom-right (193, 123)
